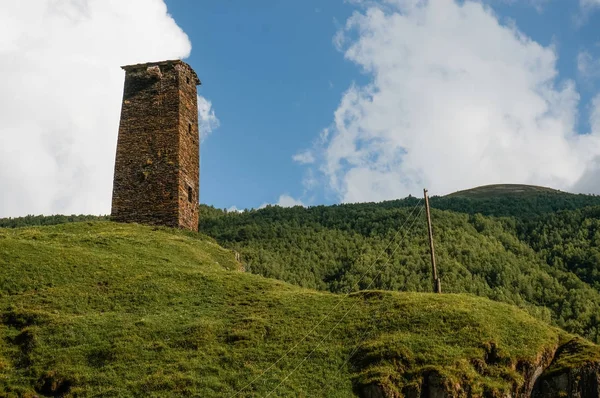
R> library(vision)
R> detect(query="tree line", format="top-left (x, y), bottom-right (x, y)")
top-left (2, 191), bottom-right (600, 342)
top-left (198, 192), bottom-right (600, 343)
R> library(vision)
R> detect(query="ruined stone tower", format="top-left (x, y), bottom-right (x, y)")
top-left (111, 60), bottom-right (200, 231)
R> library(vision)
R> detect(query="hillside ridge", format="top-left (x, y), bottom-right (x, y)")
top-left (445, 184), bottom-right (564, 198)
top-left (0, 222), bottom-right (599, 396)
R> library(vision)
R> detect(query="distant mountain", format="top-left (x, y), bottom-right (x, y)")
top-left (430, 184), bottom-right (600, 218)
top-left (198, 195), bottom-right (600, 345)
top-left (446, 184), bottom-right (564, 198)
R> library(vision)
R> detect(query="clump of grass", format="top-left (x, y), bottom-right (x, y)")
top-left (0, 222), bottom-right (596, 396)
top-left (543, 337), bottom-right (600, 377)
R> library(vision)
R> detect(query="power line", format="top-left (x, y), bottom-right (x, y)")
top-left (264, 205), bottom-right (425, 397)
top-left (229, 200), bottom-right (423, 397)
top-left (324, 207), bottom-right (426, 395)
top-left (324, 202), bottom-right (444, 398)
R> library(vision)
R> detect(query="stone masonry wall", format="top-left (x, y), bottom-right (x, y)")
top-left (175, 63), bottom-right (200, 231)
top-left (111, 60), bottom-right (200, 231)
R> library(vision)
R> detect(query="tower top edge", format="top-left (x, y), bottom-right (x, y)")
top-left (121, 59), bottom-right (201, 85)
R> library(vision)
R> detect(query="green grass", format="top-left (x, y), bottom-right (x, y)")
top-left (0, 222), bottom-right (597, 397)
top-left (446, 184), bottom-right (563, 198)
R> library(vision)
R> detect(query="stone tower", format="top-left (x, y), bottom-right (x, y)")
top-left (111, 60), bottom-right (201, 231)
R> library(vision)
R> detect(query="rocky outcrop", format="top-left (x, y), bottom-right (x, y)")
top-left (532, 364), bottom-right (599, 397)
top-left (532, 338), bottom-right (600, 398)
top-left (514, 346), bottom-right (557, 397)
top-left (355, 338), bottom-right (600, 398)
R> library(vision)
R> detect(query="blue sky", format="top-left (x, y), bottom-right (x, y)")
top-left (165, 0), bottom-right (600, 211)
top-left (165, 0), bottom-right (362, 210)
top-left (1, 0), bottom-right (600, 217)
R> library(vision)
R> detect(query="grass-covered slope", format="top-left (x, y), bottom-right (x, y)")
top-left (0, 222), bottom-right (597, 397)
top-left (0, 215), bottom-right (108, 229)
top-left (446, 184), bottom-right (562, 198)
top-left (199, 203), bottom-right (600, 343)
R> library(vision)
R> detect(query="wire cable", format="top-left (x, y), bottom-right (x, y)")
top-left (324, 206), bottom-right (427, 396)
top-left (264, 205), bottom-right (425, 397)
top-left (229, 200), bottom-right (423, 397)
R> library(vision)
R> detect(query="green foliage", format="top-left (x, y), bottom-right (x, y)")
top-left (0, 222), bottom-right (594, 396)
top-left (0, 214), bottom-right (108, 228)
top-left (513, 206), bottom-right (600, 343)
top-left (431, 191), bottom-right (600, 218)
top-left (4, 188), bottom-right (600, 345)
top-left (447, 184), bottom-right (562, 198)
top-left (542, 336), bottom-right (600, 377)
top-left (3, 187), bottom-right (600, 393)
top-left (198, 197), bottom-right (600, 343)
top-left (518, 206), bottom-right (600, 287)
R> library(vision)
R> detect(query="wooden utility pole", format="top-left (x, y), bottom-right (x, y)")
top-left (424, 189), bottom-right (441, 293)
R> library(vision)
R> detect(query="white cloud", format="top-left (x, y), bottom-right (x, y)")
top-left (302, 169), bottom-right (319, 191)
top-left (277, 194), bottom-right (305, 207)
top-left (259, 195), bottom-right (305, 209)
top-left (488, 0), bottom-right (548, 12)
top-left (292, 150), bottom-right (316, 164)
top-left (578, 51), bottom-right (600, 80)
top-left (0, 0), bottom-right (213, 218)
top-left (198, 95), bottom-right (220, 141)
top-left (581, 0), bottom-right (600, 9)
top-left (226, 206), bottom-right (244, 213)
top-left (304, 0), bottom-right (600, 202)
top-left (573, 95), bottom-right (600, 194)
top-left (592, 94), bottom-right (600, 132)
top-left (579, 0), bottom-right (600, 23)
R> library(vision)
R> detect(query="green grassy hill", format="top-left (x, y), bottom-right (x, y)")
top-left (446, 184), bottom-right (562, 198)
top-left (199, 201), bottom-right (600, 344)
top-left (1, 222), bottom-right (598, 397)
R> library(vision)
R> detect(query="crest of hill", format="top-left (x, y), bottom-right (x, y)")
top-left (198, 198), bottom-right (600, 344)
top-left (445, 184), bottom-right (565, 199)
top-left (430, 184), bottom-right (600, 218)
top-left (0, 222), bottom-right (598, 396)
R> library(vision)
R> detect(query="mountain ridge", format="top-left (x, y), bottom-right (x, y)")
top-left (445, 184), bottom-right (565, 198)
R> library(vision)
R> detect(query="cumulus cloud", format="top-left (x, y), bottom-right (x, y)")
top-left (578, 51), bottom-right (600, 80)
top-left (0, 0), bottom-right (216, 218)
top-left (490, 0), bottom-right (548, 12)
top-left (581, 0), bottom-right (600, 9)
top-left (573, 95), bottom-right (600, 194)
top-left (592, 95), bottom-right (600, 131)
top-left (277, 194), bottom-right (305, 207)
top-left (198, 95), bottom-right (220, 141)
top-left (292, 150), bottom-right (316, 164)
top-left (300, 0), bottom-right (600, 203)
top-left (259, 195), bottom-right (305, 209)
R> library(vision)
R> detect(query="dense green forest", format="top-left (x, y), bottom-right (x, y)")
top-left (197, 188), bottom-right (600, 344)
top-left (517, 206), bottom-right (600, 290)
top-left (431, 192), bottom-right (600, 218)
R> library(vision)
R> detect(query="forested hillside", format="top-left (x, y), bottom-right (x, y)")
top-left (198, 188), bottom-right (600, 343)
top-left (2, 187), bottom-right (600, 395)
top-left (518, 206), bottom-right (600, 290)
top-left (2, 186), bottom-right (600, 345)
top-left (432, 187), bottom-right (600, 218)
